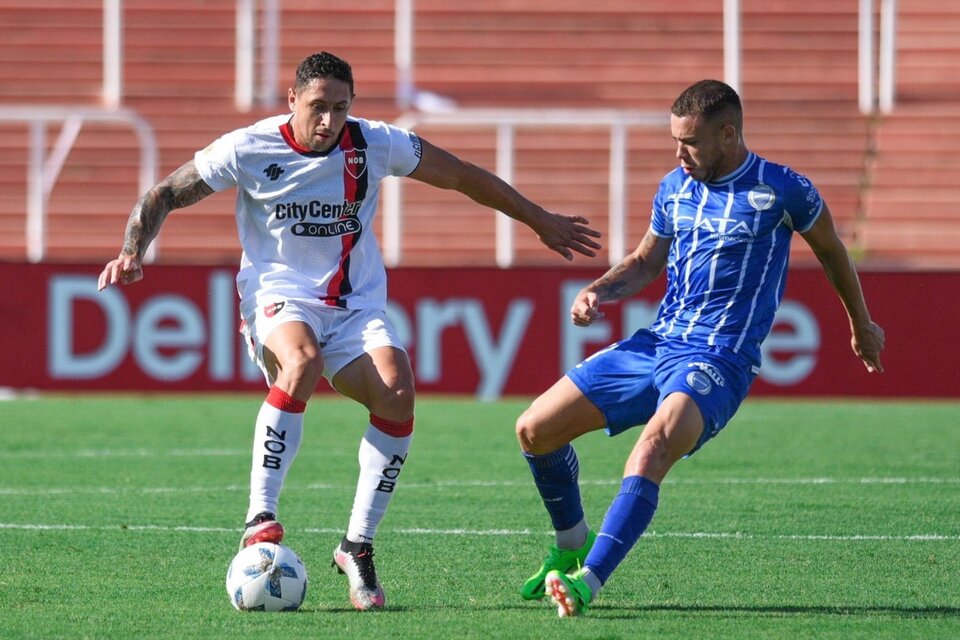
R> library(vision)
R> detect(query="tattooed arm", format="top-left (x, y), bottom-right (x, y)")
top-left (570, 228), bottom-right (672, 327)
top-left (98, 160), bottom-right (215, 290)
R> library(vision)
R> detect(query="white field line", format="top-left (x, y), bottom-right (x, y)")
top-left (0, 521), bottom-right (957, 542)
top-left (1, 476), bottom-right (958, 496)
top-left (0, 448), bottom-right (249, 459)
top-left (1, 448), bottom-right (956, 489)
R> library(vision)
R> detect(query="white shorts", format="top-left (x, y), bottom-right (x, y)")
top-left (240, 299), bottom-right (406, 386)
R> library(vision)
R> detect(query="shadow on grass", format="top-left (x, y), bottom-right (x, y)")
top-left (590, 603), bottom-right (960, 620)
top-left (301, 603), bottom-right (960, 619)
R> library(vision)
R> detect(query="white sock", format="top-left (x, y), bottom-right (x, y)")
top-left (246, 387), bottom-right (305, 522)
top-left (580, 567), bottom-right (603, 599)
top-left (556, 518), bottom-right (590, 550)
top-left (346, 416), bottom-right (413, 543)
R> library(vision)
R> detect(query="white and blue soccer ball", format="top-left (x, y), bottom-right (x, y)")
top-left (226, 542), bottom-right (308, 611)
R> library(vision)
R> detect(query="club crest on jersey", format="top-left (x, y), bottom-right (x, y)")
top-left (263, 301), bottom-right (286, 318)
top-left (747, 184), bottom-right (776, 211)
top-left (343, 147), bottom-right (367, 179)
top-left (687, 362), bottom-right (726, 393)
top-left (686, 371), bottom-right (713, 395)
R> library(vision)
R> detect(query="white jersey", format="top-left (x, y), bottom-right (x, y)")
top-left (194, 114), bottom-right (423, 318)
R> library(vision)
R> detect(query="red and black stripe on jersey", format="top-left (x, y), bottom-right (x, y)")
top-left (323, 121), bottom-right (368, 308)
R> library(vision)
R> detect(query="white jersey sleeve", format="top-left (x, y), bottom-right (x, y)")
top-left (194, 129), bottom-right (244, 191)
top-left (368, 119), bottom-right (423, 178)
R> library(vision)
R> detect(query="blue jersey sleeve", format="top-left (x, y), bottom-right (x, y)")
top-left (650, 179), bottom-right (675, 237)
top-left (781, 167), bottom-right (823, 233)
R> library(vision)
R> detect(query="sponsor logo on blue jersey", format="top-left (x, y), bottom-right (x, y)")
top-left (675, 214), bottom-right (756, 240)
top-left (688, 362), bottom-right (726, 387)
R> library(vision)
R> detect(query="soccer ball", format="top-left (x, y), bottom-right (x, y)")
top-left (226, 542), bottom-right (308, 611)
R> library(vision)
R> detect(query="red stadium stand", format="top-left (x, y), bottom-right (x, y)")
top-left (859, 2), bottom-right (960, 269)
top-left (0, 1), bottom-right (957, 268)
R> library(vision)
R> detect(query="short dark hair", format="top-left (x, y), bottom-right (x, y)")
top-left (295, 51), bottom-right (355, 95)
top-left (671, 79), bottom-right (742, 126)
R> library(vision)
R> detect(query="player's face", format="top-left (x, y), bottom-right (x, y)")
top-left (670, 114), bottom-right (734, 183)
top-left (288, 77), bottom-right (353, 153)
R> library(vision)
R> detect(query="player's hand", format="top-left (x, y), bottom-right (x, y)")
top-left (536, 212), bottom-right (602, 261)
top-left (852, 320), bottom-right (885, 373)
top-left (98, 253), bottom-right (144, 291)
top-left (571, 289), bottom-right (605, 326)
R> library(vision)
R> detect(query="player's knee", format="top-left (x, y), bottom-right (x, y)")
top-left (371, 380), bottom-right (415, 422)
top-left (628, 433), bottom-right (680, 481)
top-left (635, 435), bottom-right (667, 463)
top-left (276, 346), bottom-right (324, 388)
top-left (515, 409), bottom-right (545, 453)
top-left (387, 382), bottom-right (415, 417)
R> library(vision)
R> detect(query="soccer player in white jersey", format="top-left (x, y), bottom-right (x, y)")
top-left (97, 51), bottom-right (601, 611)
top-left (514, 79), bottom-right (886, 617)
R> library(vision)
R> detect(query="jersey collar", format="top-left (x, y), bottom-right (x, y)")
top-left (705, 151), bottom-right (757, 186)
top-left (279, 118), bottom-right (346, 157)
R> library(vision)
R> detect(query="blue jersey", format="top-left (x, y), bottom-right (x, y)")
top-left (649, 152), bottom-right (823, 368)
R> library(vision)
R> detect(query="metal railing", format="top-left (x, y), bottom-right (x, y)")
top-left (14, 1), bottom-right (899, 265)
top-left (386, 108), bottom-right (668, 268)
top-left (859, 0), bottom-right (899, 114)
top-left (95, 2), bottom-right (901, 114)
top-left (235, 0), bottom-right (281, 111)
top-left (96, 0), bottom-right (284, 112)
top-left (0, 107), bottom-right (158, 263)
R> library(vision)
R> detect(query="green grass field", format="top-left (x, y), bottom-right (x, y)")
top-left (1, 395), bottom-right (958, 639)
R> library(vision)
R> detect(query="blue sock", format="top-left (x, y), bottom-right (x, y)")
top-left (524, 444), bottom-right (584, 532)
top-left (585, 475), bottom-right (659, 585)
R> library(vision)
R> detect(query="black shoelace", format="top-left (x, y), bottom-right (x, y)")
top-left (343, 540), bottom-right (379, 589)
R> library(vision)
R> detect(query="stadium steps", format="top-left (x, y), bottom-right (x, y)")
top-left (891, 0), bottom-right (960, 103)
top-left (0, 1), bottom-right (952, 270)
top-left (860, 105), bottom-right (960, 269)
top-left (0, 2), bottom-right (103, 103)
top-left (410, 0), bottom-right (722, 110)
top-left (389, 1), bottom-right (867, 267)
top-left (857, 1), bottom-right (960, 269)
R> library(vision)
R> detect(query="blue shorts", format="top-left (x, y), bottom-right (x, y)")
top-left (566, 329), bottom-right (757, 455)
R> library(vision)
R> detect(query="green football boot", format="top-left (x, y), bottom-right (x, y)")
top-left (520, 530), bottom-right (596, 600)
top-left (544, 568), bottom-right (593, 617)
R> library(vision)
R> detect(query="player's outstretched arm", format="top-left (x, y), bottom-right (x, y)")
top-left (98, 160), bottom-right (215, 291)
top-left (801, 204), bottom-right (885, 373)
top-left (407, 138), bottom-right (602, 261)
top-left (571, 229), bottom-right (670, 327)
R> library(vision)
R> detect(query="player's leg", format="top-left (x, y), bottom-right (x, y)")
top-left (332, 345), bottom-right (415, 546)
top-left (550, 349), bottom-right (755, 617)
top-left (515, 375), bottom-right (606, 600)
top-left (519, 332), bottom-right (662, 602)
top-left (241, 319), bottom-right (325, 549)
top-left (327, 316), bottom-right (414, 611)
top-left (547, 391), bottom-right (702, 616)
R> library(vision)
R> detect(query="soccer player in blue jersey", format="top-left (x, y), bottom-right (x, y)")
top-left (515, 79), bottom-right (885, 617)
